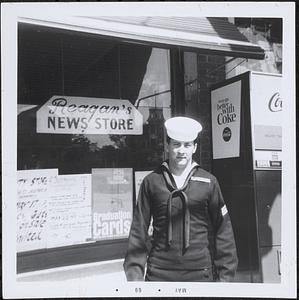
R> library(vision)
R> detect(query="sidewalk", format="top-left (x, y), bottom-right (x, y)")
top-left (17, 259), bottom-right (126, 282)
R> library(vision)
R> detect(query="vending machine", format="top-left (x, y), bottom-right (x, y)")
top-left (210, 71), bottom-right (282, 283)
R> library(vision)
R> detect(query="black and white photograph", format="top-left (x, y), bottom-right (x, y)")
top-left (1, 2), bottom-right (296, 298)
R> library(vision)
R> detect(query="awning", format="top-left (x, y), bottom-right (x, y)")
top-left (85, 17), bottom-right (265, 59)
top-left (19, 16), bottom-right (265, 60)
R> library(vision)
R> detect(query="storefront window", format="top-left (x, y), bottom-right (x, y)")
top-left (17, 23), bottom-right (171, 254)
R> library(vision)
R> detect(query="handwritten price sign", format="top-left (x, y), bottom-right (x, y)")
top-left (17, 169), bottom-right (58, 252)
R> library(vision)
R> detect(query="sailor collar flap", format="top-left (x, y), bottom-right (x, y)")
top-left (161, 161), bottom-right (200, 190)
top-left (160, 161), bottom-right (200, 254)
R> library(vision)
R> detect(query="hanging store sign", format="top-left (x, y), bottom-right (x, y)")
top-left (211, 80), bottom-right (242, 159)
top-left (36, 96), bottom-right (143, 135)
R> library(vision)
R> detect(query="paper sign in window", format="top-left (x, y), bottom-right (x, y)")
top-left (47, 174), bottom-right (92, 248)
top-left (92, 168), bottom-right (133, 240)
top-left (17, 169), bottom-right (58, 252)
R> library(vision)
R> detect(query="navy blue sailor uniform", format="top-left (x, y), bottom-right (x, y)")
top-left (123, 161), bottom-right (238, 282)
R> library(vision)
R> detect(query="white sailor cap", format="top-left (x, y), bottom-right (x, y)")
top-left (164, 116), bottom-right (202, 142)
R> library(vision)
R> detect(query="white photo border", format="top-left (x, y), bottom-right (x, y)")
top-left (1, 2), bottom-right (296, 298)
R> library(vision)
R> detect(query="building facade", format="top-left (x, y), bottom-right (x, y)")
top-left (17, 16), bottom-right (282, 283)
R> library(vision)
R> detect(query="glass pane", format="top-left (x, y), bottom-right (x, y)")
top-left (17, 23), bottom-right (171, 250)
top-left (18, 24), bottom-right (171, 174)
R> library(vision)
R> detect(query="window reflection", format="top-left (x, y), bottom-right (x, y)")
top-left (18, 24), bottom-right (171, 174)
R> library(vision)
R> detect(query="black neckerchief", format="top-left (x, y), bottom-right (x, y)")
top-left (161, 161), bottom-right (199, 254)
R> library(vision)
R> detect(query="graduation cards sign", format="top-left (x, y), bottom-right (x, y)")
top-left (37, 96), bottom-right (143, 135)
top-left (211, 80), bottom-right (242, 159)
top-left (92, 168), bottom-right (133, 240)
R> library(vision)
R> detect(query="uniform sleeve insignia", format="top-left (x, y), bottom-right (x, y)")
top-left (190, 176), bottom-right (211, 183)
top-left (221, 205), bottom-right (228, 216)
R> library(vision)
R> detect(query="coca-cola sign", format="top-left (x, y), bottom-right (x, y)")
top-left (211, 80), bottom-right (241, 159)
top-left (268, 92), bottom-right (282, 112)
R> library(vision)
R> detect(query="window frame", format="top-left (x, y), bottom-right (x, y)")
top-left (16, 19), bottom-right (184, 273)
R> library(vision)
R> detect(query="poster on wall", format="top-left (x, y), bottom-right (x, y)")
top-left (211, 80), bottom-right (242, 159)
top-left (47, 174), bottom-right (92, 248)
top-left (36, 95), bottom-right (143, 135)
top-left (92, 168), bottom-right (133, 240)
top-left (16, 169), bottom-right (58, 252)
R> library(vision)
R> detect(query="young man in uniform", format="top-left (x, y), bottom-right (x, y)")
top-left (123, 116), bottom-right (238, 282)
